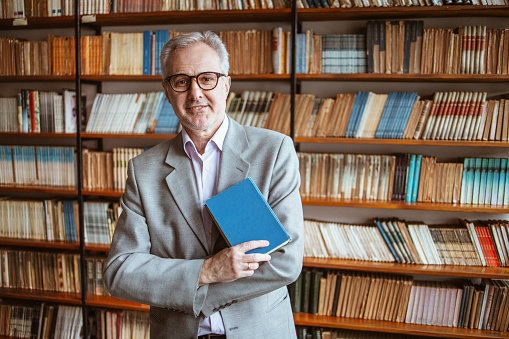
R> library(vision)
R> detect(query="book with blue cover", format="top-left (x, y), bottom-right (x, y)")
top-left (205, 178), bottom-right (291, 255)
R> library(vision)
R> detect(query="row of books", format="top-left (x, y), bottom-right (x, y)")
top-left (0, 198), bottom-right (120, 244)
top-left (226, 91), bottom-right (273, 129)
top-left (0, 304), bottom-right (82, 339)
top-left (0, 249), bottom-right (81, 293)
top-left (0, 146), bottom-right (76, 187)
top-left (86, 92), bottom-right (179, 134)
top-left (2, 0), bottom-right (288, 19)
top-left (83, 201), bottom-right (120, 245)
top-left (367, 21), bottom-right (509, 75)
top-left (0, 303), bottom-right (149, 339)
top-left (296, 326), bottom-right (430, 339)
top-left (3, 25), bottom-right (508, 77)
top-left (0, 38), bottom-right (51, 76)
top-left (301, 0), bottom-right (506, 8)
top-left (462, 157), bottom-right (509, 205)
top-left (0, 199), bottom-right (78, 242)
top-left (86, 258), bottom-right (108, 296)
top-left (0, 90), bottom-right (79, 133)
top-left (90, 308), bottom-right (150, 339)
top-left (83, 148), bottom-right (145, 190)
top-left (290, 268), bottom-right (509, 332)
top-left (304, 218), bottom-right (509, 267)
top-left (298, 152), bottom-right (509, 205)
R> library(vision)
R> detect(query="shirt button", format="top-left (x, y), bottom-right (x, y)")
top-left (216, 329), bottom-right (221, 334)
top-left (205, 166), bottom-right (210, 171)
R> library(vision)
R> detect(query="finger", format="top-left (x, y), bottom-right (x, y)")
top-left (235, 240), bottom-right (270, 253)
top-left (245, 253), bottom-right (271, 264)
top-left (245, 262), bottom-right (260, 271)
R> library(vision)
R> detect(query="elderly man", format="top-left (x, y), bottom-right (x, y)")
top-left (103, 31), bottom-right (303, 339)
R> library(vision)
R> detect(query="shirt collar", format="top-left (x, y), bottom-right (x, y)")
top-left (182, 116), bottom-right (229, 158)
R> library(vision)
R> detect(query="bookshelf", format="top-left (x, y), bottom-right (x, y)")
top-left (0, 3), bottom-right (508, 339)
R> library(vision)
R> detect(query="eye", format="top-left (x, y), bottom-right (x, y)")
top-left (172, 75), bottom-right (190, 86)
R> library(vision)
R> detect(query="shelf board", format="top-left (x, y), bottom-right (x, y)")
top-left (297, 73), bottom-right (509, 82)
top-left (80, 73), bottom-right (290, 82)
top-left (86, 295), bottom-right (149, 311)
top-left (85, 243), bottom-right (111, 252)
top-left (303, 257), bottom-right (509, 279)
top-left (81, 8), bottom-right (291, 27)
top-left (83, 188), bottom-right (124, 197)
top-left (0, 288), bottom-right (81, 305)
top-left (0, 75), bottom-right (75, 82)
top-left (0, 185), bottom-right (77, 195)
top-left (81, 132), bottom-right (177, 139)
top-left (0, 238), bottom-right (79, 250)
top-left (293, 313), bottom-right (509, 339)
top-left (295, 137), bottom-right (509, 147)
top-left (0, 16), bottom-right (75, 29)
top-left (4, 73), bottom-right (505, 82)
top-left (0, 132), bottom-right (76, 138)
top-left (298, 5), bottom-right (509, 21)
top-left (301, 198), bottom-right (509, 213)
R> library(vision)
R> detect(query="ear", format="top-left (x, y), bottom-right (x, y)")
top-left (223, 76), bottom-right (231, 95)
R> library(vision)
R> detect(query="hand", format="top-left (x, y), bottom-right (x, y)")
top-left (199, 240), bottom-right (271, 286)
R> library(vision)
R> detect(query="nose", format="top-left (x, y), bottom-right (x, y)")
top-left (187, 77), bottom-right (203, 99)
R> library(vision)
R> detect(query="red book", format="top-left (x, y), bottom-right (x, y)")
top-left (474, 225), bottom-right (500, 267)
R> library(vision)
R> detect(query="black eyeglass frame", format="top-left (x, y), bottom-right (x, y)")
top-left (165, 72), bottom-right (226, 92)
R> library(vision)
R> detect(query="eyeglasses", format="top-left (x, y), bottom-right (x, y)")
top-left (165, 72), bottom-right (226, 92)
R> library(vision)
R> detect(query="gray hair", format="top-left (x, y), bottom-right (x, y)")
top-left (160, 31), bottom-right (230, 78)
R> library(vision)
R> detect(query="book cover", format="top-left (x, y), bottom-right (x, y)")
top-left (205, 178), bottom-right (291, 255)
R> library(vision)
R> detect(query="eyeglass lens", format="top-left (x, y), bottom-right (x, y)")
top-left (170, 72), bottom-right (220, 92)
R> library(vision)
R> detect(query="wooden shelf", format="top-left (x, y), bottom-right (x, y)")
top-left (86, 295), bottom-right (149, 311)
top-left (297, 5), bottom-right (509, 21)
top-left (293, 313), bottom-right (508, 338)
top-left (0, 184), bottom-right (77, 195)
top-left (0, 16), bottom-right (75, 29)
top-left (85, 243), bottom-right (111, 252)
top-left (297, 73), bottom-right (509, 82)
top-left (0, 288), bottom-right (81, 305)
top-left (81, 132), bottom-right (177, 139)
top-left (0, 238), bottom-right (79, 250)
top-left (0, 75), bottom-right (75, 82)
top-left (302, 198), bottom-right (509, 213)
top-left (81, 8), bottom-right (291, 27)
top-left (295, 137), bottom-right (509, 147)
top-left (0, 132), bottom-right (76, 138)
top-left (80, 73), bottom-right (290, 82)
top-left (83, 188), bottom-right (124, 197)
top-left (303, 257), bottom-right (509, 279)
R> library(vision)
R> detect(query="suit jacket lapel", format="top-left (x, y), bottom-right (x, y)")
top-left (164, 134), bottom-right (209, 252)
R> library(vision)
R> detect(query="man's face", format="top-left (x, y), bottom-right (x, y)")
top-left (162, 42), bottom-right (231, 134)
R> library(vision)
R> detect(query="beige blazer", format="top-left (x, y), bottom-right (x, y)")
top-left (103, 118), bottom-right (304, 339)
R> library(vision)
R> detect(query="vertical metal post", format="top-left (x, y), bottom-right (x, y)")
top-left (75, 0), bottom-right (89, 337)
top-left (290, 0), bottom-right (298, 142)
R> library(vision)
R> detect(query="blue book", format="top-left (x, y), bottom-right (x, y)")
top-left (504, 158), bottom-right (509, 206)
top-left (345, 92), bottom-right (367, 138)
top-left (205, 178), bottom-right (291, 255)
top-left (394, 92), bottom-right (418, 139)
top-left (405, 154), bottom-right (416, 202)
top-left (143, 31), bottom-right (153, 75)
top-left (374, 219), bottom-right (401, 263)
top-left (375, 92), bottom-right (396, 138)
top-left (484, 158), bottom-right (495, 205)
top-left (479, 158), bottom-right (489, 204)
top-left (460, 158), bottom-right (470, 204)
top-left (411, 154), bottom-right (422, 202)
top-left (153, 101), bottom-right (180, 134)
top-left (472, 157), bottom-right (482, 204)
top-left (466, 158), bottom-right (476, 204)
top-left (154, 30), bottom-right (169, 75)
top-left (498, 158), bottom-right (507, 206)
top-left (491, 158), bottom-right (501, 206)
